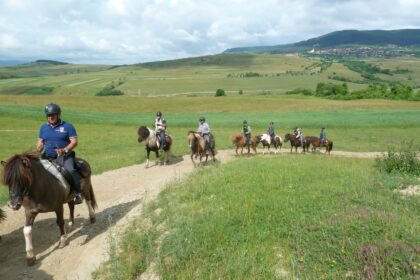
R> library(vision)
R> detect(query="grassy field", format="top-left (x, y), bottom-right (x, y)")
top-left (1, 95), bottom-right (419, 206)
top-left (3, 54), bottom-right (420, 97)
top-left (93, 156), bottom-right (420, 279)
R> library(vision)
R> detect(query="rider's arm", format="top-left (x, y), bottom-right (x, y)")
top-left (36, 139), bottom-right (44, 153)
top-left (56, 137), bottom-right (78, 156)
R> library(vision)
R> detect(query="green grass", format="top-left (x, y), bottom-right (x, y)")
top-left (1, 95), bottom-right (419, 206)
top-left (94, 156), bottom-right (419, 279)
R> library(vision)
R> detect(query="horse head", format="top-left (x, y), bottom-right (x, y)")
top-left (284, 133), bottom-right (291, 142)
top-left (137, 126), bottom-right (151, 142)
top-left (2, 153), bottom-right (37, 210)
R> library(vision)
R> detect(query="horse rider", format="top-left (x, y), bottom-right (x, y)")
top-left (36, 103), bottom-right (83, 204)
top-left (197, 116), bottom-right (211, 155)
top-left (242, 120), bottom-right (252, 147)
top-left (320, 127), bottom-right (327, 146)
top-left (152, 111), bottom-right (167, 151)
top-left (294, 127), bottom-right (304, 149)
top-left (267, 121), bottom-right (276, 145)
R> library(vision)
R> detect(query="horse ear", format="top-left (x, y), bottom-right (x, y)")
top-left (1, 160), bottom-right (5, 166)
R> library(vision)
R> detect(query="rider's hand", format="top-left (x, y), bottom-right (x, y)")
top-left (56, 148), bottom-right (66, 156)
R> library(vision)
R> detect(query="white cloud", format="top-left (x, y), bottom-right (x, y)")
top-left (0, 0), bottom-right (419, 64)
top-left (0, 34), bottom-right (21, 48)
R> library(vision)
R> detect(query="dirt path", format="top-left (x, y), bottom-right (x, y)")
top-left (0, 149), bottom-right (383, 279)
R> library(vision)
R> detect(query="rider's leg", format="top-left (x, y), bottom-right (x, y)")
top-left (160, 130), bottom-right (165, 149)
top-left (63, 156), bottom-right (83, 204)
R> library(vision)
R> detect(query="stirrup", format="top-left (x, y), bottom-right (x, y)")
top-left (74, 193), bottom-right (83, 205)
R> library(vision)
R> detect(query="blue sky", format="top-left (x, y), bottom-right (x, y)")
top-left (0, 0), bottom-right (419, 64)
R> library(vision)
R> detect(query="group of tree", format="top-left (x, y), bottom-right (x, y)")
top-left (286, 82), bottom-right (420, 101)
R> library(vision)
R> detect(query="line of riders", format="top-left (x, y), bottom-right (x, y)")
top-left (33, 103), bottom-right (329, 206)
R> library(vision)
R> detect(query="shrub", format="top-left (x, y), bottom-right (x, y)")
top-left (375, 142), bottom-right (420, 175)
top-left (285, 88), bottom-right (314, 96)
top-left (238, 89), bottom-right (243, 95)
top-left (96, 86), bottom-right (124, 96)
top-left (215, 89), bottom-right (226, 97)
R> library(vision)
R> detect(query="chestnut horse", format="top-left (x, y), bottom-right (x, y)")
top-left (231, 133), bottom-right (257, 155)
top-left (284, 133), bottom-right (306, 153)
top-left (187, 131), bottom-right (216, 166)
top-left (307, 137), bottom-right (334, 155)
top-left (256, 133), bottom-right (283, 154)
top-left (137, 126), bottom-right (172, 168)
top-left (1, 152), bottom-right (97, 265)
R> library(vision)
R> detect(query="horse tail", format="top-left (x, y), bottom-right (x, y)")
top-left (0, 208), bottom-right (5, 222)
top-left (328, 141), bottom-right (333, 152)
top-left (83, 176), bottom-right (98, 209)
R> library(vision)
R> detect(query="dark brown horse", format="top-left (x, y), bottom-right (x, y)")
top-left (187, 131), bottom-right (216, 166)
top-left (255, 133), bottom-right (283, 154)
top-left (304, 136), bottom-right (318, 152)
top-left (137, 126), bottom-right (172, 168)
top-left (307, 137), bottom-right (334, 155)
top-left (284, 133), bottom-right (306, 153)
top-left (231, 133), bottom-right (258, 155)
top-left (1, 152), bottom-right (97, 265)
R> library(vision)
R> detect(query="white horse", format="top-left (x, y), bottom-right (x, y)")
top-left (257, 133), bottom-right (283, 154)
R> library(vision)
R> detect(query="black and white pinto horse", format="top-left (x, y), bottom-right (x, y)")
top-left (137, 126), bottom-right (172, 168)
top-left (256, 134), bottom-right (283, 154)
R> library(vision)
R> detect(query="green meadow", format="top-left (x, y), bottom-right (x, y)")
top-left (0, 53), bottom-right (419, 279)
top-left (94, 157), bottom-right (420, 279)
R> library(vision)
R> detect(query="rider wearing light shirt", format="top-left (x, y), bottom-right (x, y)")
top-left (197, 116), bottom-right (211, 154)
top-left (152, 111), bottom-right (167, 151)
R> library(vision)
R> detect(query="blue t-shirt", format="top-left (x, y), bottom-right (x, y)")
top-left (39, 120), bottom-right (77, 158)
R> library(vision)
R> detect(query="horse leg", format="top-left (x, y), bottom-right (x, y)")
top-left (145, 148), bottom-right (150, 168)
top-left (56, 205), bottom-right (66, 248)
top-left (24, 210), bottom-right (38, 266)
top-left (67, 201), bottom-right (75, 232)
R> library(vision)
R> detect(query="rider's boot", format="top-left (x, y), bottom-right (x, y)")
top-left (72, 172), bottom-right (83, 205)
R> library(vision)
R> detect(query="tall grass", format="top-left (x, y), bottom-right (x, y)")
top-left (94, 156), bottom-right (419, 279)
top-left (375, 141), bottom-right (420, 175)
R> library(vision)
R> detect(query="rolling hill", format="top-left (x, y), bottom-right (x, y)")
top-left (224, 29), bottom-right (420, 55)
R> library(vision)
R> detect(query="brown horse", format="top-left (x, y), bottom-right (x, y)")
top-left (304, 136), bottom-right (318, 152)
top-left (137, 126), bottom-right (172, 168)
top-left (1, 152), bottom-right (97, 265)
top-left (256, 133), bottom-right (283, 154)
top-left (187, 131), bottom-right (216, 166)
top-left (231, 133), bottom-right (258, 155)
top-left (284, 133), bottom-right (306, 153)
top-left (307, 137), bottom-right (334, 155)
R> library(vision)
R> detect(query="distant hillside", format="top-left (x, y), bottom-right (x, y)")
top-left (32, 59), bottom-right (69, 65)
top-left (224, 29), bottom-right (420, 54)
top-left (0, 60), bottom-right (28, 67)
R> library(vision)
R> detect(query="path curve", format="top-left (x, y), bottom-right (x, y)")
top-left (0, 149), bottom-right (383, 279)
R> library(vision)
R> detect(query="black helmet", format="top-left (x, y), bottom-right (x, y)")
top-left (199, 116), bottom-right (205, 121)
top-left (243, 120), bottom-right (248, 124)
top-left (44, 103), bottom-right (61, 116)
top-left (156, 111), bottom-right (162, 117)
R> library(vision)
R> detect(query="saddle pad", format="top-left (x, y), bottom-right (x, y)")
top-left (39, 159), bottom-right (71, 195)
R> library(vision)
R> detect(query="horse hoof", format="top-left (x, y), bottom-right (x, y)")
top-left (26, 256), bottom-right (36, 266)
top-left (90, 216), bottom-right (96, 224)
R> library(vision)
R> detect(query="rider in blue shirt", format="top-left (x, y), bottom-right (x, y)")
top-left (37, 103), bottom-right (82, 204)
top-left (319, 127), bottom-right (327, 145)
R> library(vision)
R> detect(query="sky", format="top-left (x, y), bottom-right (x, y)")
top-left (0, 0), bottom-right (419, 65)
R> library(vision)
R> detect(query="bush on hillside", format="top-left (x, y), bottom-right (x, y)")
top-left (316, 82), bottom-right (348, 96)
top-left (96, 85), bottom-right (124, 96)
top-left (285, 88), bottom-right (314, 96)
top-left (215, 89), bottom-right (226, 97)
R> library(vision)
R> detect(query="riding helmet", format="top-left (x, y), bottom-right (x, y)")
top-left (243, 120), bottom-right (248, 124)
top-left (156, 111), bottom-right (162, 117)
top-left (44, 103), bottom-right (61, 116)
top-left (199, 116), bottom-right (205, 121)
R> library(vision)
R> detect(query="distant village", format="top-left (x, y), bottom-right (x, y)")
top-left (305, 46), bottom-right (415, 57)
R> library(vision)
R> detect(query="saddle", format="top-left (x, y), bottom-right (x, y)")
top-left (40, 153), bottom-right (90, 192)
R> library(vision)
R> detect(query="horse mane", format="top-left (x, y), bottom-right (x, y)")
top-left (137, 126), bottom-right (151, 139)
top-left (2, 152), bottom-right (39, 189)
top-left (231, 133), bottom-right (242, 144)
